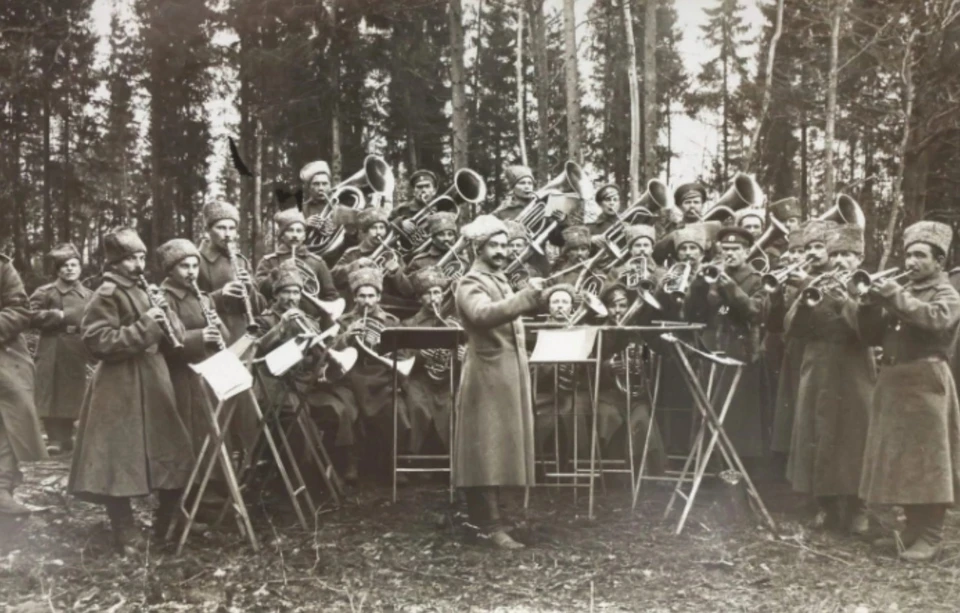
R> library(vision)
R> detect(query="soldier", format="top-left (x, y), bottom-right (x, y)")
top-left (454, 215), bottom-right (544, 549)
top-left (769, 197), bottom-right (804, 234)
top-left (673, 182), bottom-right (707, 226)
top-left (492, 165), bottom-right (537, 222)
top-left (784, 225), bottom-right (874, 534)
top-left (29, 243), bottom-right (93, 455)
top-left (735, 208), bottom-right (765, 242)
top-left (0, 255), bottom-right (47, 515)
top-left (331, 208), bottom-right (407, 311)
top-left (299, 160), bottom-right (333, 225)
top-left (256, 208), bottom-right (339, 325)
top-left (404, 212), bottom-right (460, 276)
top-left (548, 226), bottom-right (595, 287)
top-left (390, 169), bottom-right (439, 227)
top-left (683, 226), bottom-right (768, 465)
top-left (608, 224), bottom-right (661, 289)
top-left (852, 221), bottom-right (960, 562)
top-left (503, 220), bottom-right (539, 289)
top-left (157, 239), bottom-right (227, 499)
top-left (590, 184), bottom-right (623, 235)
top-left (69, 228), bottom-right (194, 554)
top-left (402, 267), bottom-right (457, 458)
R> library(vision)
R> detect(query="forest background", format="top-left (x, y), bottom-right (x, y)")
top-left (1, 0), bottom-right (958, 283)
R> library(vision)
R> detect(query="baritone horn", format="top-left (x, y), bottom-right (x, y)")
top-left (403, 168), bottom-right (486, 251)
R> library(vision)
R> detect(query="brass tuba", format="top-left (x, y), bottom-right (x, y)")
top-left (817, 193), bottom-right (865, 227)
top-left (514, 161), bottom-right (593, 238)
top-left (401, 169), bottom-right (486, 253)
top-left (701, 173), bottom-right (763, 223)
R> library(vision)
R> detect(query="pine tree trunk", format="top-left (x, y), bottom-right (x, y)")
top-left (824, 0), bottom-right (847, 210)
top-left (527, 0), bottom-right (549, 182)
top-left (43, 95), bottom-right (53, 248)
top-left (253, 115), bottom-right (263, 261)
top-left (623, 0), bottom-right (641, 202)
top-left (642, 0), bottom-right (657, 180)
top-left (516, 2), bottom-right (528, 167)
top-left (329, 0), bottom-right (342, 182)
top-left (450, 0), bottom-right (469, 169)
top-left (61, 98), bottom-right (72, 243)
top-left (744, 0), bottom-right (783, 172)
top-left (563, 0), bottom-right (582, 164)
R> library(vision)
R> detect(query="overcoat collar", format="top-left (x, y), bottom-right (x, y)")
top-left (160, 278), bottom-right (191, 300)
top-left (103, 271), bottom-right (137, 288)
top-left (908, 271), bottom-right (948, 292)
top-left (53, 278), bottom-right (82, 295)
top-left (199, 239), bottom-right (226, 263)
top-left (470, 258), bottom-right (508, 282)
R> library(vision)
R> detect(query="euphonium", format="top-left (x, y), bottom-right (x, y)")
top-left (421, 302), bottom-right (465, 382)
top-left (618, 256), bottom-right (656, 292)
top-left (351, 306), bottom-right (415, 377)
top-left (137, 274), bottom-right (183, 349)
top-left (190, 279), bottom-right (225, 351)
top-left (289, 248), bottom-right (346, 321)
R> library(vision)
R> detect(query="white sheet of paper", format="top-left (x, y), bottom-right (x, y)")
top-left (190, 349), bottom-right (253, 401)
top-left (263, 337), bottom-right (305, 376)
top-left (529, 327), bottom-right (598, 363)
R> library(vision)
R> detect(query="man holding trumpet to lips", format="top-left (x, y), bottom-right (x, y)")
top-left (683, 226), bottom-right (768, 467)
top-left (848, 220), bottom-right (960, 562)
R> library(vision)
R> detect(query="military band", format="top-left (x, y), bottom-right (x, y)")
top-left (2, 159), bottom-right (959, 562)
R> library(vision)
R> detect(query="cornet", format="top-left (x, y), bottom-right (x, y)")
top-left (700, 258), bottom-right (729, 284)
top-left (759, 254), bottom-right (815, 294)
top-left (848, 268), bottom-right (911, 297)
top-left (800, 271), bottom-right (852, 307)
top-left (661, 261), bottom-right (693, 305)
top-left (618, 256), bottom-right (656, 292)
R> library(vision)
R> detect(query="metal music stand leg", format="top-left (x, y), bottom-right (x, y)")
top-left (624, 349), bottom-right (635, 499)
top-left (670, 344), bottom-right (777, 534)
top-left (573, 365), bottom-right (580, 503)
top-left (270, 390), bottom-right (318, 517)
top-left (633, 352), bottom-right (662, 511)
top-left (553, 366), bottom-right (561, 487)
top-left (588, 330), bottom-right (603, 520)
top-left (448, 346), bottom-right (456, 504)
top-left (392, 343), bottom-right (399, 503)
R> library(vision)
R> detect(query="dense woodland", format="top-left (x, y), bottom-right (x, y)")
top-left (1, 0), bottom-right (958, 284)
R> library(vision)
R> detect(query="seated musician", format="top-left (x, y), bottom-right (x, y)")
top-left (254, 262), bottom-right (361, 484)
top-left (405, 212), bottom-right (460, 275)
top-left (595, 281), bottom-right (667, 473)
top-left (299, 160), bottom-right (333, 226)
top-left (331, 207), bottom-right (407, 310)
top-left (549, 226), bottom-right (595, 287)
top-left (504, 220), bottom-right (539, 288)
top-left (682, 226), bottom-right (768, 468)
top-left (532, 284), bottom-right (589, 460)
top-left (608, 224), bottom-right (662, 289)
top-left (390, 169), bottom-right (438, 227)
top-left (402, 267), bottom-right (457, 458)
top-left (256, 208), bottom-right (339, 325)
top-left (590, 184), bottom-right (623, 235)
top-left (335, 265), bottom-right (411, 480)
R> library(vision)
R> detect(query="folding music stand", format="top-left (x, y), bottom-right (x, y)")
top-left (382, 327), bottom-right (464, 503)
top-left (659, 334), bottom-right (777, 534)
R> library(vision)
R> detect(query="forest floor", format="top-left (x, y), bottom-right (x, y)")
top-left (1, 457), bottom-right (959, 613)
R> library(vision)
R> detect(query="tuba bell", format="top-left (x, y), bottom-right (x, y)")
top-left (701, 173), bottom-right (763, 222)
top-left (515, 161), bottom-right (594, 237)
top-left (402, 168), bottom-right (486, 253)
top-left (817, 193), bottom-right (865, 228)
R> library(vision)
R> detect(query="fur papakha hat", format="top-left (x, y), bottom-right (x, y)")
top-left (826, 225), bottom-right (865, 255)
top-left (673, 225), bottom-right (708, 252)
top-left (357, 207), bottom-right (389, 232)
top-left (801, 219), bottom-right (838, 247)
top-left (103, 228), bottom-right (147, 264)
top-left (787, 227), bottom-right (804, 250)
top-left (156, 239), bottom-right (200, 273)
top-left (904, 220), bottom-right (953, 255)
top-left (47, 243), bottom-right (81, 271)
top-left (427, 212), bottom-right (458, 236)
top-left (299, 160), bottom-right (331, 183)
top-left (271, 260), bottom-right (304, 293)
top-left (504, 165), bottom-right (534, 189)
top-left (410, 266), bottom-right (450, 295)
top-left (203, 201), bottom-right (241, 227)
top-left (504, 220), bottom-right (528, 242)
top-left (348, 267), bottom-right (383, 294)
top-left (462, 215), bottom-right (508, 245)
top-left (624, 224), bottom-right (657, 247)
top-left (274, 208), bottom-right (307, 234)
top-left (560, 225), bottom-right (592, 254)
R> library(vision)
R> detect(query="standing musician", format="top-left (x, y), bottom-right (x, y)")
top-left (196, 201), bottom-right (267, 452)
top-left (404, 212), bottom-right (460, 275)
top-left (0, 255), bottom-right (47, 515)
top-left (682, 226), bottom-right (768, 466)
top-left (768, 197), bottom-right (803, 257)
top-left (390, 169), bottom-right (439, 227)
top-left (334, 265), bottom-right (409, 480)
top-left (735, 208), bottom-right (765, 242)
top-left (69, 228), bottom-right (194, 554)
top-left (331, 208), bottom-right (406, 310)
top-left (299, 160), bottom-right (333, 227)
top-left (156, 239), bottom-right (228, 521)
top-left (256, 208), bottom-right (339, 324)
top-left (454, 215), bottom-right (545, 549)
top-left (590, 184), bottom-right (623, 235)
top-left (852, 221), bottom-right (960, 562)
top-left (655, 224), bottom-right (709, 319)
top-left (549, 226), bottom-right (594, 287)
top-left (783, 225), bottom-right (874, 535)
top-left (29, 243), bottom-right (93, 455)
top-left (673, 182), bottom-right (708, 226)
top-left (769, 227), bottom-right (808, 462)
top-left (608, 224), bottom-right (662, 288)
top-left (504, 220), bottom-right (539, 288)
top-left (255, 263), bottom-right (361, 484)
top-left (402, 267), bottom-right (457, 458)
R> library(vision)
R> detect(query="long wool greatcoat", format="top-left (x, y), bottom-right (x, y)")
top-left (769, 283), bottom-right (804, 453)
top-left (29, 279), bottom-right (94, 420)
top-left (784, 289), bottom-right (875, 496)
top-left (0, 257), bottom-right (47, 462)
top-left (454, 259), bottom-right (540, 487)
top-left (683, 264), bottom-right (768, 458)
top-left (850, 272), bottom-right (960, 505)
top-left (68, 272), bottom-right (194, 500)
top-left (161, 279), bottom-right (228, 458)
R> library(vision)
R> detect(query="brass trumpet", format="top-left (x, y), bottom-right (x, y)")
top-left (759, 254), bottom-right (815, 293)
top-left (800, 271), bottom-right (853, 307)
top-left (848, 268), bottom-right (911, 297)
top-left (700, 258), bottom-right (729, 284)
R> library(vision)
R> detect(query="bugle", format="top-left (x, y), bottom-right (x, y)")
top-left (759, 254), bottom-right (815, 293)
top-left (848, 267), bottom-right (911, 297)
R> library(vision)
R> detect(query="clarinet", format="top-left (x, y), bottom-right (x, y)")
top-left (136, 274), bottom-right (184, 349)
top-left (226, 239), bottom-right (258, 331)
top-left (190, 279), bottom-right (226, 351)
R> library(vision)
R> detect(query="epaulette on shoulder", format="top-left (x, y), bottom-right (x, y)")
top-left (97, 281), bottom-right (117, 297)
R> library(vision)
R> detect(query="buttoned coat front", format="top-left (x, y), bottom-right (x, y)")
top-left (453, 259), bottom-right (539, 487)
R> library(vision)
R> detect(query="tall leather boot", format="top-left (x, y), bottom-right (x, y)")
top-left (873, 505), bottom-right (922, 551)
top-left (816, 496), bottom-right (842, 531)
top-left (900, 505), bottom-right (944, 562)
top-left (153, 489), bottom-right (182, 541)
top-left (106, 497), bottom-right (144, 555)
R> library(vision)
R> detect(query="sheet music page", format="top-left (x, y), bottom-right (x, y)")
top-left (263, 337), bottom-right (305, 376)
top-left (190, 349), bottom-right (254, 401)
top-left (529, 327), bottom-right (598, 363)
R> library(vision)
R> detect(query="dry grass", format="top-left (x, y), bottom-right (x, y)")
top-left (1, 459), bottom-right (958, 612)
